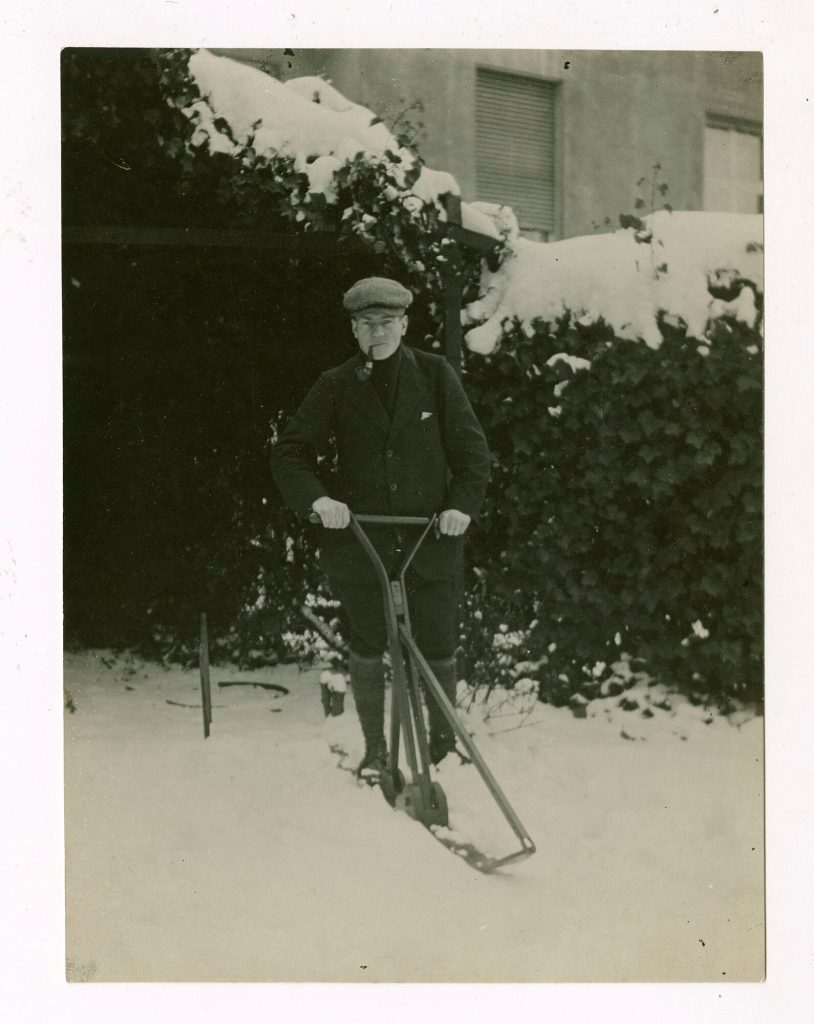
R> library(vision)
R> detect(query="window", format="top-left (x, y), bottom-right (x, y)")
top-left (703, 115), bottom-right (763, 214)
top-left (475, 68), bottom-right (557, 239)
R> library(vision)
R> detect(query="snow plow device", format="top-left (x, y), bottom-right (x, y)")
top-left (310, 510), bottom-right (536, 873)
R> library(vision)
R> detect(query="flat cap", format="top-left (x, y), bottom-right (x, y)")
top-left (343, 277), bottom-right (413, 315)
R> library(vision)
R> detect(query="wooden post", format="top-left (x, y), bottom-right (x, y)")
top-left (442, 194), bottom-right (464, 376)
top-left (199, 612), bottom-right (212, 738)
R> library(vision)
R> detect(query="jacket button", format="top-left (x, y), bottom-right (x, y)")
top-left (390, 483), bottom-right (397, 491)
top-left (386, 449), bottom-right (394, 458)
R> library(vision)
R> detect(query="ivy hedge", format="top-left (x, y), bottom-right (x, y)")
top-left (62, 48), bottom-right (763, 705)
top-left (460, 313), bottom-right (762, 705)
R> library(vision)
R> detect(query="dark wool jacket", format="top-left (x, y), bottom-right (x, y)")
top-left (270, 344), bottom-right (491, 583)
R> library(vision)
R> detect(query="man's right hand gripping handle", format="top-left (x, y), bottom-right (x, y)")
top-left (311, 496), bottom-right (351, 529)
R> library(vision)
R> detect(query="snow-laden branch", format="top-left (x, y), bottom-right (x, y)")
top-left (186, 49), bottom-right (499, 240)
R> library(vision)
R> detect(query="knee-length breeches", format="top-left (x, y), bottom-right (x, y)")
top-left (330, 570), bottom-right (462, 662)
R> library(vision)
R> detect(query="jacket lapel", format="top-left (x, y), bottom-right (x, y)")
top-left (388, 346), bottom-right (434, 439)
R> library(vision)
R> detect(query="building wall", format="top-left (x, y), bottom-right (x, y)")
top-left (213, 48), bottom-right (763, 239)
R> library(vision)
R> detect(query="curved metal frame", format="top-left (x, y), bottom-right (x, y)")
top-left (318, 511), bottom-right (536, 871)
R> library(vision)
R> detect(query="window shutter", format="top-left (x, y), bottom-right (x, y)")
top-left (475, 68), bottom-right (557, 233)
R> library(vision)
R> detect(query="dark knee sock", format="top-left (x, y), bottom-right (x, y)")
top-left (425, 656), bottom-right (458, 757)
top-left (349, 651), bottom-right (386, 747)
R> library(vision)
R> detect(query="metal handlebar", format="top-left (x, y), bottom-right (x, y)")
top-left (308, 511), bottom-right (432, 527)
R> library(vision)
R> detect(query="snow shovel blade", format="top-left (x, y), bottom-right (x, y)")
top-left (428, 826), bottom-right (536, 874)
top-left (428, 826), bottom-right (500, 873)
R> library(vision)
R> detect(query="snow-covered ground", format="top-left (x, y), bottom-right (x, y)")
top-left (64, 650), bottom-right (763, 982)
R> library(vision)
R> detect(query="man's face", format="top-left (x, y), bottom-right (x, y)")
top-left (351, 307), bottom-right (408, 359)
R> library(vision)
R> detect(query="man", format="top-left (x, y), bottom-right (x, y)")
top-left (271, 277), bottom-right (490, 778)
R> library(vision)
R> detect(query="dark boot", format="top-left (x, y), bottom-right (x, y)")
top-left (357, 736), bottom-right (388, 780)
top-left (425, 656), bottom-right (460, 765)
top-left (349, 651), bottom-right (387, 777)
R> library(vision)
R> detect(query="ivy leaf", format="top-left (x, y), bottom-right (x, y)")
top-left (685, 431), bottom-right (705, 449)
top-left (638, 408), bottom-right (660, 437)
top-left (634, 197), bottom-right (646, 210)
top-left (619, 214), bottom-right (644, 231)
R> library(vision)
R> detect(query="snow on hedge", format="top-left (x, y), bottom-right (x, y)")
top-left (186, 49), bottom-right (499, 239)
top-left (186, 49), bottom-right (761, 353)
top-left (462, 209), bottom-right (763, 353)
top-left (187, 52), bottom-right (397, 163)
